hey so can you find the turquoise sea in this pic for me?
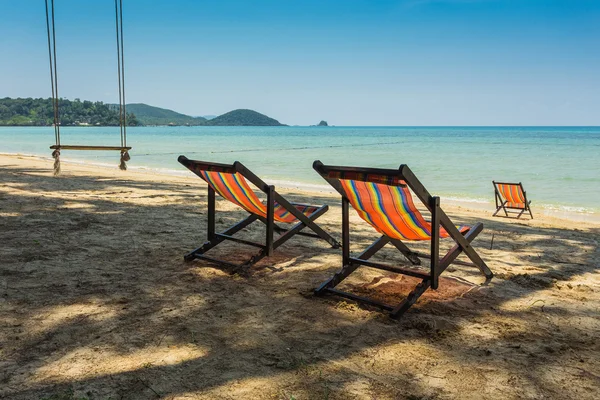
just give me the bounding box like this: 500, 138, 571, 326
2, 126, 599, 218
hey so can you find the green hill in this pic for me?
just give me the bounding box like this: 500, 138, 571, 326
126, 105, 285, 126
204, 109, 285, 126
0, 97, 139, 126
124, 103, 206, 126
0, 99, 286, 127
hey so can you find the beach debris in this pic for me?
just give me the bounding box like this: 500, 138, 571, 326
529, 299, 545, 312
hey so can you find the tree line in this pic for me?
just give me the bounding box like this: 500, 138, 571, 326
0, 97, 140, 126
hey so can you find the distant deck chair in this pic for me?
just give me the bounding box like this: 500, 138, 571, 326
492, 181, 533, 219
313, 161, 493, 319
178, 156, 340, 271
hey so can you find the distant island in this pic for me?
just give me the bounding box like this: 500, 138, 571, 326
0, 98, 286, 127
204, 109, 285, 126
318, 120, 328, 126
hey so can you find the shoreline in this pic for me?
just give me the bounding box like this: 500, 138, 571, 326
2, 152, 599, 224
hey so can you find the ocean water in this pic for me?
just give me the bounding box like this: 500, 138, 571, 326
2, 126, 599, 217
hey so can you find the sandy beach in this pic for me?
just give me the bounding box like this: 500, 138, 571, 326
1, 154, 599, 399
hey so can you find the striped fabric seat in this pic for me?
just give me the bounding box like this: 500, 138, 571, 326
199, 170, 319, 223
496, 183, 526, 208
338, 179, 469, 241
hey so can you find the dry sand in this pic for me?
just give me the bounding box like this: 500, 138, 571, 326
1, 154, 599, 399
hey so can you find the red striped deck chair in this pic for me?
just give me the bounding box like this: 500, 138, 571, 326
178, 156, 340, 271
313, 161, 493, 319
492, 181, 533, 219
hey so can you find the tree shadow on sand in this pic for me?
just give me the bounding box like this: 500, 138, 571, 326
1, 164, 599, 399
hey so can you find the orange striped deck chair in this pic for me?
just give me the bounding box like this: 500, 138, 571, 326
493, 181, 533, 219
178, 156, 340, 271
313, 161, 493, 319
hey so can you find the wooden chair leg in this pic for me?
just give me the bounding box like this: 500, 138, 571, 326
390, 279, 431, 319
438, 222, 493, 280
314, 235, 436, 318
273, 193, 340, 248
272, 205, 332, 250
314, 263, 361, 294
492, 201, 507, 217
184, 214, 259, 261
390, 239, 421, 265
314, 236, 388, 294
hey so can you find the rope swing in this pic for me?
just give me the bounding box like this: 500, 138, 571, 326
45, 0, 131, 175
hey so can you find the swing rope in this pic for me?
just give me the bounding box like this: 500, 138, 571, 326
45, 0, 61, 175
45, 0, 131, 175
115, 0, 130, 170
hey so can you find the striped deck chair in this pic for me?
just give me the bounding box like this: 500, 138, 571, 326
313, 161, 493, 319
178, 156, 340, 271
492, 181, 533, 219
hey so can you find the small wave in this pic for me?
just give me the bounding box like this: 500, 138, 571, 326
128, 165, 191, 177
538, 203, 596, 214
0, 151, 52, 159
268, 179, 334, 192
442, 196, 490, 204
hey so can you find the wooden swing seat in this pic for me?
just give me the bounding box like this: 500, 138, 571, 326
50, 145, 132, 151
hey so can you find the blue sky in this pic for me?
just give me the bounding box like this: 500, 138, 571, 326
1, 0, 599, 125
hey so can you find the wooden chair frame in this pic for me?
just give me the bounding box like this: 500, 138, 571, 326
492, 181, 533, 219
179, 156, 340, 271
313, 160, 493, 319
